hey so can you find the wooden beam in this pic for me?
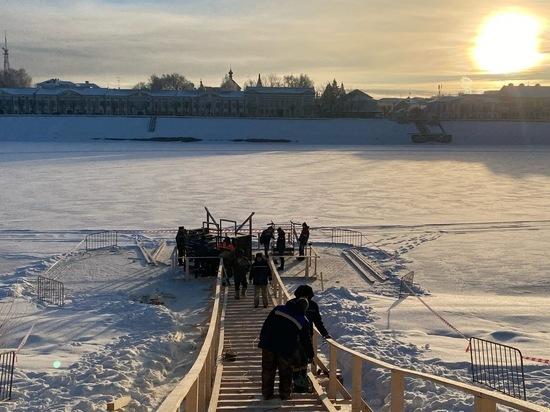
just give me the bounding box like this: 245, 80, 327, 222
106, 396, 131, 411
352, 356, 362, 412
391, 370, 405, 412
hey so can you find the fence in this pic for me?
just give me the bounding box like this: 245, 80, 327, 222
470, 337, 527, 401
329, 228, 364, 247
37, 275, 65, 306
268, 258, 547, 412
85, 231, 118, 251
0, 350, 15, 402
157, 258, 224, 411
398, 271, 415, 299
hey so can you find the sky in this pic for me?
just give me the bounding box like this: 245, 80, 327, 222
1, 0, 550, 97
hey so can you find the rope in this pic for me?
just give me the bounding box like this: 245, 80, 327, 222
401, 281, 469, 341
523, 356, 550, 365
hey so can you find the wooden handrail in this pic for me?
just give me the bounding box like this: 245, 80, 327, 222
156, 258, 224, 412
268, 259, 548, 412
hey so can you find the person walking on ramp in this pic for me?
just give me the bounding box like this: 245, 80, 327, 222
249, 253, 271, 308
258, 297, 313, 400
233, 248, 250, 299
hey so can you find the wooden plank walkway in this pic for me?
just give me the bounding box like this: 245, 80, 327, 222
213, 288, 330, 411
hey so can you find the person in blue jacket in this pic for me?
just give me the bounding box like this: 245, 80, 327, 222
258, 297, 314, 400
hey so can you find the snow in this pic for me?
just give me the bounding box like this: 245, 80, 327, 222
0, 232, 213, 411
1, 139, 550, 410
3, 115, 550, 144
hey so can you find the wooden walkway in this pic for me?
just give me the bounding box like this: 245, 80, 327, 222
212, 288, 331, 411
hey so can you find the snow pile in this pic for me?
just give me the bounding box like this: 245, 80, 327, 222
0, 239, 213, 411
315, 287, 473, 410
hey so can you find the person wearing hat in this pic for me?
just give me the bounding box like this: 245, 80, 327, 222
258, 297, 313, 400
233, 248, 250, 299
249, 253, 272, 308
294, 285, 331, 339
175, 226, 188, 266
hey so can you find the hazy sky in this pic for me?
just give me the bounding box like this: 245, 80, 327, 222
1, 0, 549, 97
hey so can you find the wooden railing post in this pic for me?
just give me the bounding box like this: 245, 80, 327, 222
474, 396, 497, 412
391, 370, 405, 412
328, 343, 338, 399
184, 380, 198, 411
352, 355, 362, 412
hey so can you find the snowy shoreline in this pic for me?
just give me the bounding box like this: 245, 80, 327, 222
3, 115, 550, 144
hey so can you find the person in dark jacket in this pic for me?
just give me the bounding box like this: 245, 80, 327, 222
175, 226, 188, 266
258, 297, 313, 400
294, 285, 331, 338
298, 222, 310, 258
276, 227, 286, 271
233, 249, 250, 299
249, 253, 272, 308
259, 226, 275, 257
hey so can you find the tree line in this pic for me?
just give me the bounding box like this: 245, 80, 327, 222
0, 68, 32, 88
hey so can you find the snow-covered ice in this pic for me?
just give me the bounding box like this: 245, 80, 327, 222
1, 139, 550, 410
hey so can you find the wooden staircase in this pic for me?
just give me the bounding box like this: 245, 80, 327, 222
212, 287, 331, 411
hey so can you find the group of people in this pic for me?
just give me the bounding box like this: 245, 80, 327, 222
259, 285, 331, 400
259, 222, 310, 270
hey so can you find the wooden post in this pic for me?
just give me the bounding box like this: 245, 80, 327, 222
474, 396, 497, 412
305, 249, 310, 277
352, 355, 362, 412
314, 254, 318, 277
184, 380, 198, 411
328, 344, 338, 399
185, 258, 190, 280
390, 370, 405, 412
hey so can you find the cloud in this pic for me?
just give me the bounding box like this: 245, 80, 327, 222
2, 0, 550, 95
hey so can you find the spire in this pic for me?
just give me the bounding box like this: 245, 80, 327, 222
228, 67, 233, 79
199, 79, 205, 91
2, 31, 9, 74
256, 73, 263, 87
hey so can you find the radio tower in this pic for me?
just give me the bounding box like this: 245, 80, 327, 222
2, 31, 9, 74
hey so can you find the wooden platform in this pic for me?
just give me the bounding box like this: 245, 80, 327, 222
212, 288, 330, 411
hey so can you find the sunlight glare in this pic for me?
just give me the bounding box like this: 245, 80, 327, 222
474, 12, 542, 74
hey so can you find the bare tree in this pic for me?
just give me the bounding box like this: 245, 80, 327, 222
0, 68, 32, 88
133, 73, 194, 91
283, 73, 314, 88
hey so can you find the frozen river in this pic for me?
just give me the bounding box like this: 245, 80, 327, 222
2, 140, 550, 408
2, 141, 550, 297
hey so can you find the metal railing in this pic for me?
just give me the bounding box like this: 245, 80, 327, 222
0, 350, 15, 402
330, 228, 364, 247
85, 230, 118, 251
268, 259, 547, 412
37, 275, 65, 306
470, 337, 527, 401
157, 258, 224, 412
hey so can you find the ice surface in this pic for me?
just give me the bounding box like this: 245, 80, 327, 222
2, 139, 550, 409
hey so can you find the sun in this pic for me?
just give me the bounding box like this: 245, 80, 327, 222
474, 12, 542, 74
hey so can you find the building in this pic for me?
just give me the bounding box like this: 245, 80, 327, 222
244, 74, 315, 117
335, 89, 380, 118
0, 70, 316, 118
426, 84, 550, 121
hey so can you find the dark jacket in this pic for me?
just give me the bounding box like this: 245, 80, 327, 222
306, 300, 329, 338
276, 231, 286, 254
249, 259, 272, 285
260, 228, 274, 245
259, 299, 314, 359
233, 255, 250, 282
298, 227, 310, 245
175, 229, 188, 251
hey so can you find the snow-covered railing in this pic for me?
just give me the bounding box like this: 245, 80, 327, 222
268, 259, 548, 412
156, 258, 224, 412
